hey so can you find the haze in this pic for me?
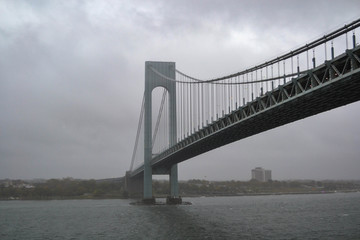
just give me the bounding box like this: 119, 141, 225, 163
1, 0, 360, 181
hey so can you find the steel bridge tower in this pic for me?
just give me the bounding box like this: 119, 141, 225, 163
143, 61, 181, 204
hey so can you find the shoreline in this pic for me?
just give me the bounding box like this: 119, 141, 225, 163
1, 190, 359, 201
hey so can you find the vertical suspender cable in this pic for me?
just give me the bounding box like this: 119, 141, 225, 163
266, 66, 268, 92
242, 75, 245, 105
283, 61, 286, 84
324, 41, 327, 60
190, 78, 192, 132
346, 31, 348, 49
251, 72, 253, 101
198, 82, 200, 129
278, 61, 282, 84
211, 83, 214, 121
297, 55, 300, 76
307, 50, 309, 70
201, 82, 204, 126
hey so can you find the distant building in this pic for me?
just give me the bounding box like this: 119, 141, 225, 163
264, 170, 272, 182
251, 167, 272, 182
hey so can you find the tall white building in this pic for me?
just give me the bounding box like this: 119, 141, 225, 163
251, 167, 272, 182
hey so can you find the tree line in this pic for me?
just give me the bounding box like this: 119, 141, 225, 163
1, 178, 359, 200
0, 178, 125, 200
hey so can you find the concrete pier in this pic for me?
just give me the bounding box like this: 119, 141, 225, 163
166, 196, 183, 205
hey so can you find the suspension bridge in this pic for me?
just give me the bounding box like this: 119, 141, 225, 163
125, 18, 360, 204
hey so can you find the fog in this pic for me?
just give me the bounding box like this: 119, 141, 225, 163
1, 0, 359, 180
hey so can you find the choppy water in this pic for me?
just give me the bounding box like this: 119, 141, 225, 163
1, 192, 360, 239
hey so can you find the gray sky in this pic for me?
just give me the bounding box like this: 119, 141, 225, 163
1, 0, 360, 181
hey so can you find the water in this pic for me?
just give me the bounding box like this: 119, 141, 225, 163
1, 192, 360, 239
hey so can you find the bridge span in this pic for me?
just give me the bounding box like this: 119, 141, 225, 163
126, 18, 360, 203
132, 47, 360, 178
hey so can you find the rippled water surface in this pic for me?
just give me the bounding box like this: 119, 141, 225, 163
1, 193, 360, 239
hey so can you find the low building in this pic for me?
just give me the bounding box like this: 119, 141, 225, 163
251, 167, 272, 182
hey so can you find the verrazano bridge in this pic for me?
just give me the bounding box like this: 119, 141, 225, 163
125, 18, 360, 204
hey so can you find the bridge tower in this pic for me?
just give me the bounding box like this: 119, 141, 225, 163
143, 61, 180, 203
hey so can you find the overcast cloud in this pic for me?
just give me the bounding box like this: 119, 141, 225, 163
1, 0, 360, 181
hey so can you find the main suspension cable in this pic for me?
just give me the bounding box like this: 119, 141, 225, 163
130, 93, 145, 171
150, 66, 307, 84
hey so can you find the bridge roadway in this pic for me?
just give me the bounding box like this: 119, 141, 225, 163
130, 46, 360, 178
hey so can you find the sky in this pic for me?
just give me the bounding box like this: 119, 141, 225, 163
1, 0, 360, 181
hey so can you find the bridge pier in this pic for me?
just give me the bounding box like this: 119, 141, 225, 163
168, 164, 182, 204
166, 195, 182, 204
170, 164, 179, 197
